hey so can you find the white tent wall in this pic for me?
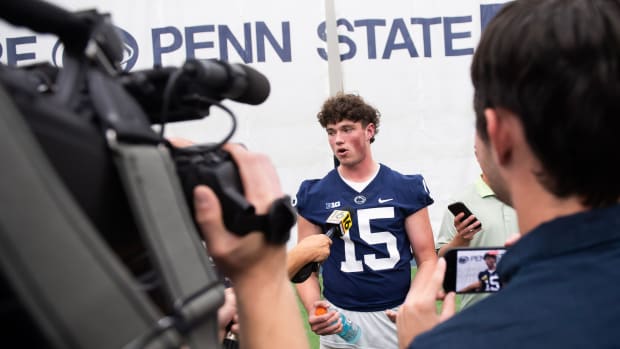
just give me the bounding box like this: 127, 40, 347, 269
329, 1, 506, 246
0, 0, 511, 249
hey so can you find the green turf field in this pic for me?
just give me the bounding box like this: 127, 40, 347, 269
295, 267, 461, 349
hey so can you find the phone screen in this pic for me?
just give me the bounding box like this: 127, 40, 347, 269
443, 247, 507, 293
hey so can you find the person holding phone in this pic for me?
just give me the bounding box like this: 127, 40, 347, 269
395, 1, 620, 348
436, 170, 518, 308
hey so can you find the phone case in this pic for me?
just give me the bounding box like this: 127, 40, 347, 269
448, 202, 473, 218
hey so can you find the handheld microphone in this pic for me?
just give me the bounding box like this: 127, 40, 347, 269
324, 209, 352, 238
291, 210, 352, 283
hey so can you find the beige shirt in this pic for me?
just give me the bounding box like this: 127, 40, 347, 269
436, 175, 519, 309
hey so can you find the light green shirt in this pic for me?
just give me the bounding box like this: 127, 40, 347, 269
436, 175, 519, 309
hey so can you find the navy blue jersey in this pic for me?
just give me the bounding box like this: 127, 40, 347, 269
294, 164, 433, 311
478, 269, 501, 291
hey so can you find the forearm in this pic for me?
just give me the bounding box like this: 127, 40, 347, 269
437, 236, 471, 257
234, 264, 309, 349
411, 258, 437, 288
295, 274, 321, 313
459, 281, 481, 293
286, 248, 312, 280
293, 218, 324, 312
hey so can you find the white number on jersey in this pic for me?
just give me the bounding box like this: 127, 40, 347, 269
340, 207, 401, 272
487, 274, 501, 291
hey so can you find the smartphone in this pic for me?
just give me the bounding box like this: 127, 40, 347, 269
443, 247, 507, 293
447, 201, 480, 228
448, 201, 473, 220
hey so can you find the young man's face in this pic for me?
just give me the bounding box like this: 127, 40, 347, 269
325, 120, 374, 167
484, 256, 497, 269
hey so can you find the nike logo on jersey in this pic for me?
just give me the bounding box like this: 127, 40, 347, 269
378, 198, 393, 204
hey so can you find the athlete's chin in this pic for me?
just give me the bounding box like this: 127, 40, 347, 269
336, 157, 355, 166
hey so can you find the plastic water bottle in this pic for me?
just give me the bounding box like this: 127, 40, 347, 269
315, 306, 362, 344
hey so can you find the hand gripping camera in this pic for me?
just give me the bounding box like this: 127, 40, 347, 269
0, 2, 294, 348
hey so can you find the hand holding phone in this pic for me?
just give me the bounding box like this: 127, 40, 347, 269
447, 202, 482, 241
443, 247, 506, 293
448, 202, 480, 226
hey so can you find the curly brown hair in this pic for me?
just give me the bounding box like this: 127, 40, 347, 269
317, 93, 381, 143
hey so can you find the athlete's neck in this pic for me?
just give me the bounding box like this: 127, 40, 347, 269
338, 159, 379, 182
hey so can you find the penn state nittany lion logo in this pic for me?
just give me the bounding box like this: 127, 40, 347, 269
52, 26, 139, 72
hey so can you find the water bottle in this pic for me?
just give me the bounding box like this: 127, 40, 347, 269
315, 306, 362, 344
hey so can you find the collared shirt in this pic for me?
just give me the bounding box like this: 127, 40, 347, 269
436, 175, 518, 308
413, 204, 620, 349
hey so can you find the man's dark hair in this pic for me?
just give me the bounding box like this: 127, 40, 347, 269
471, 0, 620, 207
317, 93, 381, 143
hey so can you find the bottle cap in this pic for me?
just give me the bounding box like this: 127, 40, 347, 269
314, 306, 328, 316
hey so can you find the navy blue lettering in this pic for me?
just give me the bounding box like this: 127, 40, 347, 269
316, 19, 356, 61
411, 17, 441, 57
185, 25, 215, 59
443, 16, 474, 56
218, 23, 253, 63
336, 19, 356, 61
354, 19, 386, 59
256, 21, 291, 62
480, 3, 507, 31
316, 21, 328, 60
152, 26, 182, 66
382, 18, 418, 59
7, 36, 36, 66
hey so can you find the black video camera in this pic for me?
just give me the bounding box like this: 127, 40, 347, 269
119, 58, 294, 244
122, 58, 294, 244
0, 4, 294, 245
172, 144, 295, 243
0, 2, 295, 347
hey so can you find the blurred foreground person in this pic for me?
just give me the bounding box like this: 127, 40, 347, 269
396, 1, 620, 348
194, 144, 309, 349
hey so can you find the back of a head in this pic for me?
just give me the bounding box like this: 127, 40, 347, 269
471, 0, 620, 207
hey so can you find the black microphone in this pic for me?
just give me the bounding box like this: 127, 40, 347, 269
323, 209, 352, 239
291, 210, 352, 283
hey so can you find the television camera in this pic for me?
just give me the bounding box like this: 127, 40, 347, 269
0, 1, 295, 348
